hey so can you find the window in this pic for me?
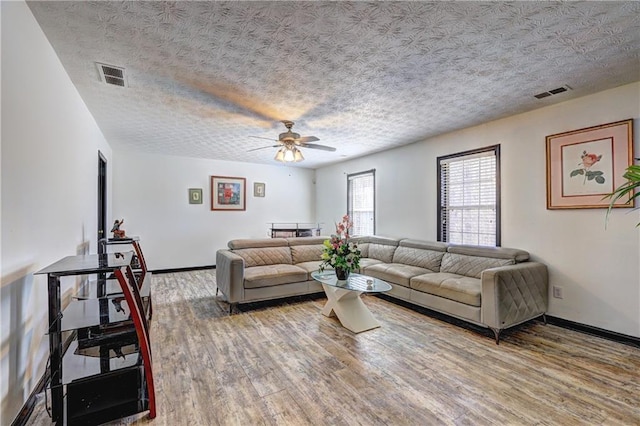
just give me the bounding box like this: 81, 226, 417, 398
347, 170, 375, 236
438, 145, 500, 246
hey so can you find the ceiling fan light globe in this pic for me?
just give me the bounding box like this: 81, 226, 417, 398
274, 149, 286, 162
283, 148, 295, 162
293, 149, 304, 162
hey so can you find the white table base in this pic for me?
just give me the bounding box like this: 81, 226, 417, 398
321, 283, 381, 333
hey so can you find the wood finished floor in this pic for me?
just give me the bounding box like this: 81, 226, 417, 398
28, 270, 640, 426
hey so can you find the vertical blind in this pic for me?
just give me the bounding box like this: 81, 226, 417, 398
347, 170, 375, 236
439, 146, 499, 246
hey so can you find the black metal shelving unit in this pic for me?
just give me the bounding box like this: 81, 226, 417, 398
36, 241, 155, 426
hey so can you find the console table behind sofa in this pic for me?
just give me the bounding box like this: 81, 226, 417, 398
269, 223, 323, 238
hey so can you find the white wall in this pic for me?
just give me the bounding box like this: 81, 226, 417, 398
0, 4, 637, 424
316, 82, 640, 338
0, 2, 112, 424
112, 151, 316, 270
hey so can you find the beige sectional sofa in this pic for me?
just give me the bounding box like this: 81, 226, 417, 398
216, 236, 548, 343
215, 237, 327, 311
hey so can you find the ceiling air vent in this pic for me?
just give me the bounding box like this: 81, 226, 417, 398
534, 85, 571, 99
534, 92, 552, 99
96, 63, 127, 87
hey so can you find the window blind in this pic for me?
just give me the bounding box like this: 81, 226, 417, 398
438, 146, 500, 246
347, 170, 375, 236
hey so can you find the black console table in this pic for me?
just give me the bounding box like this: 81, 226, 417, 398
269, 223, 323, 238
35, 248, 155, 425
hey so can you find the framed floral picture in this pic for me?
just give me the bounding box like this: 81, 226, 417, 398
546, 119, 633, 209
211, 176, 246, 211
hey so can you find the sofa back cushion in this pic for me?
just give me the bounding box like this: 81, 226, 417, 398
367, 236, 400, 263
287, 236, 330, 246
228, 238, 288, 250
393, 239, 448, 271
353, 238, 369, 257
290, 245, 324, 264
447, 244, 529, 263
440, 252, 514, 279
233, 247, 293, 267
287, 236, 334, 264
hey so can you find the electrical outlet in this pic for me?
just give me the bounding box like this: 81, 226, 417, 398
553, 286, 563, 299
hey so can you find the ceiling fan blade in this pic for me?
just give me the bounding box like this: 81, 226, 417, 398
247, 145, 279, 152
249, 135, 278, 142
297, 136, 319, 143
301, 143, 336, 152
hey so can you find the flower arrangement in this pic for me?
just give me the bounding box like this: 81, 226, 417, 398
319, 215, 361, 276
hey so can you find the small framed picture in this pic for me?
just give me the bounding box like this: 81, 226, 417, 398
546, 119, 633, 209
254, 182, 266, 197
211, 176, 246, 211
188, 188, 203, 204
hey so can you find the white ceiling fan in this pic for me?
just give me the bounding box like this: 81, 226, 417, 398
248, 120, 336, 162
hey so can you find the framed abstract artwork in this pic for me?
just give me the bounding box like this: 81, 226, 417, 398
188, 188, 203, 204
254, 182, 265, 197
211, 176, 246, 211
546, 119, 633, 209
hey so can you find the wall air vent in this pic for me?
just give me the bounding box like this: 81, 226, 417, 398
534, 85, 571, 99
96, 63, 127, 87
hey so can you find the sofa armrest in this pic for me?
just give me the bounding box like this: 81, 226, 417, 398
481, 262, 548, 330
216, 249, 245, 303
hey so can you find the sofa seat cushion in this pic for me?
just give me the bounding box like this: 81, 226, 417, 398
410, 272, 481, 307
295, 261, 328, 278
358, 258, 383, 270
244, 264, 308, 289
364, 263, 433, 288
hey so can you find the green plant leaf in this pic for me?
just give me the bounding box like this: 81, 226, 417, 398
623, 166, 640, 180
605, 185, 633, 203
595, 176, 605, 184
570, 169, 584, 177
604, 163, 640, 227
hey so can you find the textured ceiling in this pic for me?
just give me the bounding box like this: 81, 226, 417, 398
27, 1, 640, 169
